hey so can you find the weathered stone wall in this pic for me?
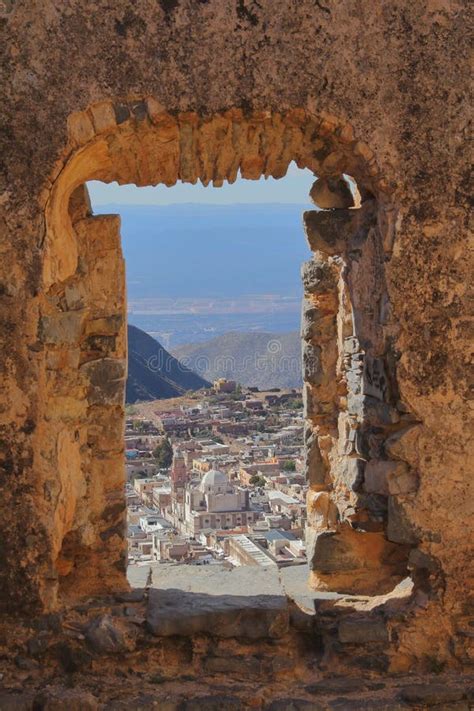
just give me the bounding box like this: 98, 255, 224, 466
303, 195, 415, 597
0, 0, 471, 671
40, 107, 389, 610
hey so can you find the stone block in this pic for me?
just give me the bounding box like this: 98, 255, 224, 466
85, 615, 128, 654
349, 352, 365, 369
84, 334, 117, 354
147, 565, 288, 639
340, 425, 365, 457
308, 525, 410, 595
303, 383, 322, 419
322, 151, 345, 173
343, 336, 360, 355
349, 651, 390, 672
362, 356, 388, 400
301, 257, 336, 295
309, 176, 354, 209
79, 214, 122, 253
408, 548, 439, 573
384, 424, 421, 461
307, 490, 338, 530
15, 655, 38, 670
306, 678, 375, 695
354, 141, 375, 161
147, 588, 288, 639
203, 654, 261, 675
89, 101, 116, 133
303, 209, 354, 255
87, 405, 125, 451
345, 365, 363, 395
348, 393, 400, 426
146, 97, 166, 123
39, 312, 85, 345
304, 426, 327, 486
399, 684, 464, 705
64, 284, 85, 310
307, 529, 355, 574
114, 589, 145, 603
354, 491, 388, 519
67, 110, 95, 145
359, 428, 386, 460
113, 102, 130, 124
364, 459, 398, 495
338, 617, 389, 644
306, 309, 339, 341
387, 496, 420, 545
301, 300, 316, 341
302, 341, 322, 385
336, 457, 365, 492
85, 315, 123, 336
81, 358, 126, 406
303, 200, 376, 256
387, 463, 419, 495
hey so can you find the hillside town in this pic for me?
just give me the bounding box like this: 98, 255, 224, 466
125, 380, 307, 573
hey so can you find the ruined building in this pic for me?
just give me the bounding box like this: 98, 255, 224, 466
0, 1, 472, 708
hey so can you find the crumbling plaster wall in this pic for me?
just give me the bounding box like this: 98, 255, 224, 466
0, 0, 471, 667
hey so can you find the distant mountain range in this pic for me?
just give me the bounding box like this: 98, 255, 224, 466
127, 324, 210, 403
172, 331, 302, 390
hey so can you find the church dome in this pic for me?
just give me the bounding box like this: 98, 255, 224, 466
200, 469, 228, 491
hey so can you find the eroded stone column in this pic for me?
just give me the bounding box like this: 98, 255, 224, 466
303, 180, 417, 595
39, 187, 128, 605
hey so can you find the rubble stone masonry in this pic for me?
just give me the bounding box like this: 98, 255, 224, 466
0, 0, 472, 699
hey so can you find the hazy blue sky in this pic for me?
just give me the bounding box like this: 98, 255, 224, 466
88, 162, 315, 206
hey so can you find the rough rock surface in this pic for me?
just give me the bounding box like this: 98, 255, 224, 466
0, 0, 472, 691
147, 564, 289, 638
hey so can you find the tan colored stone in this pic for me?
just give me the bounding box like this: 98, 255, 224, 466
146, 96, 166, 123
322, 151, 346, 174
339, 123, 355, 144
85, 316, 123, 336
309, 177, 354, 209
384, 425, 422, 465
387, 463, 419, 495
67, 110, 95, 145
364, 459, 396, 495
303, 208, 354, 253
0, 2, 471, 677
307, 490, 338, 530
354, 141, 375, 162
318, 116, 339, 136
89, 101, 116, 133
308, 524, 411, 595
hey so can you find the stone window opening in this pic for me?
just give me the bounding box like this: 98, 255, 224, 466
31, 101, 428, 622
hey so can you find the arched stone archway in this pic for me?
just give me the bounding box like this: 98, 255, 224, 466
32, 102, 412, 608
